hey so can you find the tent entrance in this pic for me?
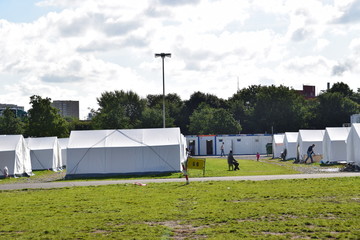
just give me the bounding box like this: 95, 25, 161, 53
206, 140, 213, 155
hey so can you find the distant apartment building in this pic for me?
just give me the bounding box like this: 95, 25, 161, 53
52, 100, 79, 119
0, 104, 27, 117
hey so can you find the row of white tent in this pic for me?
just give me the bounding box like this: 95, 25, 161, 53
272, 123, 360, 166
0, 128, 187, 178
0, 135, 68, 177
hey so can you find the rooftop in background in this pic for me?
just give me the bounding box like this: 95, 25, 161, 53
0, 104, 27, 118
296, 85, 316, 99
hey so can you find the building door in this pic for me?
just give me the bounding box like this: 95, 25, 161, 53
206, 140, 213, 155
188, 140, 195, 155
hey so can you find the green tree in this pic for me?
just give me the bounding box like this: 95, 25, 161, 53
92, 90, 145, 129
328, 82, 353, 97
314, 92, 360, 128
0, 108, 25, 134
188, 104, 241, 135
139, 107, 164, 128
182, 92, 227, 134
144, 93, 183, 128
250, 85, 306, 133
228, 85, 263, 133
66, 117, 93, 131
26, 95, 69, 137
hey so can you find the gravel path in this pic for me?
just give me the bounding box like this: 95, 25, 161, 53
0, 172, 359, 191
1, 156, 358, 191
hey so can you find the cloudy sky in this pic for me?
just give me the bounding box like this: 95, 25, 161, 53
1, 0, 360, 119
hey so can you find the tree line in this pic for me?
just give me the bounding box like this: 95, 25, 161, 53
0, 82, 359, 137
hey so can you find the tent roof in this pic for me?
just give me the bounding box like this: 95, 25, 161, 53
68, 128, 182, 149
273, 134, 285, 144
325, 127, 350, 141
284, 132, 298, 143
298, 129, 325, 142
58, 138, 69, 148
350, 123, 360, 138
0, 135, 23, 151
27, 137, 57, 150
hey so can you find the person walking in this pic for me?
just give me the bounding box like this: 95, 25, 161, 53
304, 144, 315, 164
220, 142, 225, 157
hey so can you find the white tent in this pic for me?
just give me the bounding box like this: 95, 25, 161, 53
298, 129, 325, 161
0, 135, 32, 177
323, 127, 350, 163
272, 134, 285, 158
283, 132, 298, 160
58, 138, 69, 167
27, 137, 63, 171
346, 123, 360, 166
66, 128, 187, 177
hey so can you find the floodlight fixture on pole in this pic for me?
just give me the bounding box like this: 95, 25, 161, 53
155, 53, 171, 128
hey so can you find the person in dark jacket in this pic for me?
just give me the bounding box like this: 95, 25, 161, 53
304, 144, 315, 163
232, 158, 240, 171
227, 150, 234, 170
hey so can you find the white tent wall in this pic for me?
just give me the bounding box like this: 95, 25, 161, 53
284, 132, 298, 159
0, 135, 32, 177
66, 128, 184, 177
346, 124, 360, 166
322, 127, 350, 162
58, 138, 69, 167
298, 130, 325, 160
180, 134, 188, 164
27, 137, 62, 171
272, 134, 285, 158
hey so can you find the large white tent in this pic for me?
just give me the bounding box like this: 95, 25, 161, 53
283, 132, 298, 160
58, 138, 69, 167
27, 137, 62, 171
272, 134, 285, 158
323, 127, 350, 163
66, 128, 187, 177
346, 123, 360, 166
298, 129, 325, 161
0, 135, 32, 177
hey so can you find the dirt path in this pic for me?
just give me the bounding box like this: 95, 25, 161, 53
0, 172, 359, 191
0, 155, 354, 190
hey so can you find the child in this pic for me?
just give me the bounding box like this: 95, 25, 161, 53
256, 152, 260, 161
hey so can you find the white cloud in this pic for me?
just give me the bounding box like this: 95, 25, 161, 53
315, 38, 330, 51
0, 0, 360, 118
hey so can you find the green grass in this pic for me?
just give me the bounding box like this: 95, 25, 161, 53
187, 157, 299, 177
0, 177, 359, 239
0, 157, 300, 184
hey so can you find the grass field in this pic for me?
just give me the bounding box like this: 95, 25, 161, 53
0, 157, 301, 184
0, 177, 359, 239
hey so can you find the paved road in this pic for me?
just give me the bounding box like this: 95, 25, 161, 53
0, 172, 359, 190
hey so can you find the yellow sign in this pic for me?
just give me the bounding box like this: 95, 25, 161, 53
187, 157, 206, 176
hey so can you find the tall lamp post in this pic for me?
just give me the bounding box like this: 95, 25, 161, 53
155, 53, 171, 128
